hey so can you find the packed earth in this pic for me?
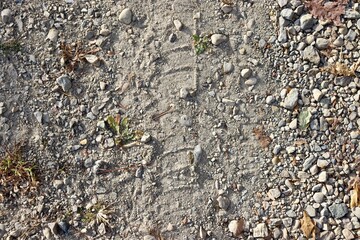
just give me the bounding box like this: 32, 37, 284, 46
1, 0, 360, 239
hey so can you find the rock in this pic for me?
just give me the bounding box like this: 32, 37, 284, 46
266, 96, 275, 105
283, 88, 299, 110
353, 207, 360, 219
43, 227, 51, 239
34, 111, 43, 124
240, 68, 252, 79
48, 222, 61, 236
193, 144, 202, 163
53, 179, 63, 189
253, 223, 269, 238
289, 119, 297, 129
342, 229, 355, 240
318, 171, 327, 182
140, 133, 152, 143
173, 19, 183, 30
228, 220, 244, 237
179, 88, 189, 98
221, 4, 233, 14
281, 8, 294, 20
223, 62, 234, 74
217, 196, 230, 210
100, 82, 106, 90
56, 75, 72, 92
335, 77, 351, 87
211, 34, 227, 45
333, 36, 344, 47
277, 0, 288, 7
0, 224, 6, 238
1, 9, 12, 24
350, 131, 359, 139
329, 203, 348, 219
312, 89, 323, 101
268, 188, 281, 200
58, 221, 70, 234
143, 235, 156, 240
46, 28, 59, 42
119, 8, 132, 24
316, 38, 329, 50
169, 33, 177, 42
300, 14, 315, 30
303, 45, 320, 64
313, 192, 325, 203
245, 78, 258, 86
306, 205, 316, 217
199, 226, 207, 239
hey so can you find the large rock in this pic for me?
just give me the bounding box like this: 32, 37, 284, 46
303, 45, 320, 64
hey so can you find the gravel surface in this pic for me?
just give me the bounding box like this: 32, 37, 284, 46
1, 0, 360, 239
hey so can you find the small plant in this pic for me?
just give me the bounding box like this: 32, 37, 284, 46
0, 39, 21, 53
82, 202, 114, 226
0, 143, 37, 200
192, 34, 209, 55
106, 114, 143, 146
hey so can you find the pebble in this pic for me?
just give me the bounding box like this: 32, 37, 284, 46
280, 8, 294, 20
1, 9, 12, 24
300, 14, 315, 30
289, 119, 297, 129
46, 28, 59, 42
173, 19, 183, 31
268, 188, 281, 200
0, 224, 5, 238
119, 8, 132, 24
329, 203, 348, 219
34, 111, 43, 124
240, 68, 252, 79
316, 38, 329, 50
56, 75, 72, 92
193, 144, 202, 164
143, 235, 156, 240
306, 205, 316, 217
318, 171, 327, 183
53, 179, 64, 189
266, 95, 275, 105
342, 229, 355, 240
253, 223, 269, 238
221, 4, 233, 14
211, 34, 227, 46
223, 62, 234, 74
217, 196, 230, 210
312, 88, 324, 101
303, 45, 320, 64
179, 88, 189, 98
140, 133, 152, 143
277, 0, 288, 8
245, 78, 258, 86
283, 88, 299, 110
228, 220, 244, 237
48, 222, 61, 235
313, 192, 325, 203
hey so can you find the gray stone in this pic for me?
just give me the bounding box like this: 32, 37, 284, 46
277, 0, 288, 7
1, 9, 12, 24
306, 205, 316, 217
240, 68, 252, 79
140, 133, 152, 143
56, 75, 72, 92
173, 19, 183, 30
313, 192, 325, 203
283, 88, 299, 110
312, 88, 323, 101
273, 145, 282, 155
0, 224, 6, 238
329, 203, 348, 219
334, 77, 351, 87
46, 28, 59, 42
268, 188, 281, 199
221, 4, 233, 14
223, 62, 234, 74
48, 222, 61, 235
119, 8, 132, 24
266, 96, 275, 105
303, 45, 320, 64
217, 196, 230, 210
316, 38, 329, 50
344, 9, 360, 19
300, 14, 315, 30
211, 34, 227, 45
278, 27, 287, 43
333, 36, 344, 47
281, 8, 294, 20
353, 207, 360, 219
253, 223, 269, 238
179, 88, 189, 98
34, 111, 43, 124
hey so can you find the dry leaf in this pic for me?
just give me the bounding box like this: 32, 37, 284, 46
304, 0, 349, 26
300, 211, 316, 239
350, 182, 360, 208
321, 62, 355, 76
253, 127, 272, 148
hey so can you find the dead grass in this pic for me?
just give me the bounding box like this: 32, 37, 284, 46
0, 143, 38, 201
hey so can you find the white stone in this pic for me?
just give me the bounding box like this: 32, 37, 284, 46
173, 19, 183, 30
318, 171, 328, 183
119, 8, 132, 24
253, 223, 269, 238
211, 34, 227, 45
312, 88, 324, 101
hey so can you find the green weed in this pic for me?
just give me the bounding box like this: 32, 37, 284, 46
106, 115, 143, 146
192, 34, 209, 55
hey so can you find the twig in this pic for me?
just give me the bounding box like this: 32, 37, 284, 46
151, 105, 174, 121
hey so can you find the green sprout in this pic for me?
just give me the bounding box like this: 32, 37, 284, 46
106, 115, 143, 146
192, 34, 209, 55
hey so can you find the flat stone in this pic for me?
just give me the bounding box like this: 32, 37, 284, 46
283, 88, 299, 110
306, 205, 316, 217
119, 8, 132, 24
253, 223, 269, 238
245, 78, 258, 86
228, 220, 244, 237
342, 229, 355, 240
353, 207, 360, 219
303, 45, 320, 65
329, 203, 348, 219
46, 28, 59, 42
211, 34, 227, 45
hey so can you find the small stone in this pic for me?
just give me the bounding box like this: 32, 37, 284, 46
143, 235, 156, 240
228, 220, 244, 237
329, 203, 348, 219
353, 207, 360, 219
223, 62, 234, 74
140, 133, 151, 143
268, 188, 281, 200
273, 145, 282, 155
300, 14, 315, 30
245, 78, 258, 86
344, 9, 360, 19
283, 88, 299, 110
56, 75, 72, 92
34, 111, 43, 124
211, 34, 227, 45
289, 119, 297, 129
100, 82, 106, 90
342, 229, 355, 240
119, 8, 132, 24
281, 8, 294, 20
169, 33, 177, 42
58, 221, 70, 234
217, 196, 230, 210
221, 4, 233, 14
316, 38, 329, 50
266, 96, 275, 105
313, 192, 325, 203
179, 88, 189, 98
350, 131, 359, 139
253, 223, 269, 238
303, 156, 316, 171
240, 68, 252, 79
318, 171, 327, 183
193, 144, 202, 163
333, 36, 344, 47
277, 0, 288, 7
46, 28, 59, 42
0, 224, 6, 238
1, 9, 12, 24
312, 88, 323, 101
303, 45, 320, 64
43, 227, 51, 239
286, 146, 296, 154
173, 19, 183, 30
306, 205, 316, 217
79, 139, 88, 145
